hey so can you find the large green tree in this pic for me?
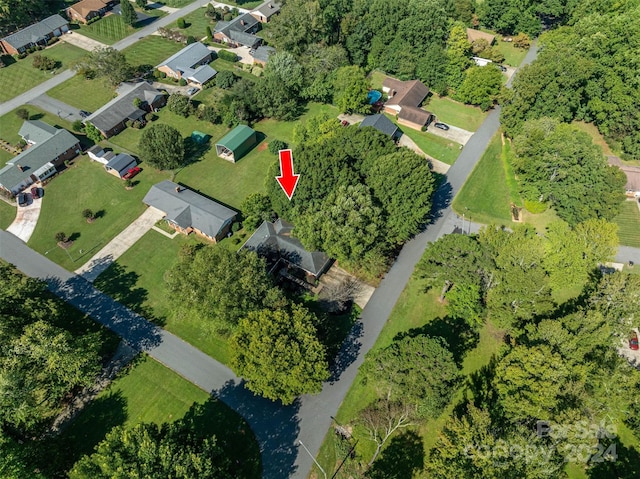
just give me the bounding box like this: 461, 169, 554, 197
138, 124, 185, 170
454, 65, 503, 111
165, 245, 281, 328
332, 65, 370, 114
230, 305, 329, 404
254, 52, 305, 120
72, 47, 134, 87
119, 0, 137, 27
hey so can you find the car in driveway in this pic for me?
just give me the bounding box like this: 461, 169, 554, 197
498, 65, 507, 72
434, 122, 450, 131
630, 331, 639, 351
79, 110, 91, 118
186, 87, 199, 96
123, 166, 141, 180
30, 187, 41, 199
17, 193, 28, 206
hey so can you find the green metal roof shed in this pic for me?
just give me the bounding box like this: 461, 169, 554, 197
215, 125, 257, 163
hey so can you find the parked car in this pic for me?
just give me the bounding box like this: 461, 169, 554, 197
498, 65, 507, 72
341, 120, 349, 126
17, 193, 27, 206
79, 110, 91, 118
186, 87, 199, 96
30, 186, 41, 199
630, 331, 639, 351
434, 122, 450, 131
123, 166, 141, 180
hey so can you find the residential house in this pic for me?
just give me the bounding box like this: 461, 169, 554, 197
0, 121, 80, 194
250, 45, 275, 66
359, 114, 402, 141
242, 219, 331, 280
84, 82, 166, 138
66, 0, 110, 24
142, 180, 237, 242
608, 156, 640, 197
156, 42, 217, 86
0, 14, 69, 55
250, 1, 281, 23
215, 125, 257, 162
382, 77, 433, 131
213, 13, 261, 48
466, 28, 496, 46
104, 153, 137, 178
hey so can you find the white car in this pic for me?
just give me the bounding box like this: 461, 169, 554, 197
186, 87, 199, 96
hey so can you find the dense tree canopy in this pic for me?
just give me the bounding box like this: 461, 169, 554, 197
72, 48, 134, 87
230, 305, 329, 404
138, 124, 185, 170
511, 119, 626, 224
454, 65, 503, 111
332, 66, 370, 114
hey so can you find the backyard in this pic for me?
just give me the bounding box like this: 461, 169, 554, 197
0, 105, 75, 145
52, 355, 261, 478
172, 6, 216, 40
0, 43, 87, 102
27, 156, 171, 271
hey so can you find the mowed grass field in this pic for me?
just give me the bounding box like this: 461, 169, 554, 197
0, 200, 16, 229
452, 132, 512, 225
58, 355, 261, 478
47, 74, 117, 111
386, 115, 461, 165
425, 95, 488, 131
613, 200, 640, 247
77, 8, 165, 45
121, 35, 184, 67
172, 7, 215, 39
0, 43, 87, 102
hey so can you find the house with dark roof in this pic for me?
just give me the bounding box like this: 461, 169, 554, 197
84, 82, 166, 138
359, 114, 402, 140
608, 156, 640, 197
251, 1, 281, 23
466, 28, 496, 46
382, 77, 433, 131
242, 219, 331, 280
105, 153, 137, 179
0, 121, 80, 195
0, 15, 69, 55
66, 0, 110, 24
142, 180, 237, 242
213, 13, 261, 48
215, 125, 257, 162
250, 45, 276, 66
156, 42, 217, 86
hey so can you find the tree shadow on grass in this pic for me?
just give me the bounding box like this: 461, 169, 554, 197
183, 135, 211, 165
93, 262, 163, 325
588, 438, 640, 479
368, 430, 425, 479
394, 315, 479, 368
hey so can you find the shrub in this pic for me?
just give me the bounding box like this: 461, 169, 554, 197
32, 53, 56, 70
72, 120, 84, 132
177, 17, 186, 29
179, 78, 187, 86
215, 70, 236, 89
47, 37, 59, 46
217, 49, 237, 62
82, 209, 94, 220
268, 139, 287, 155
206, 26, 213, 41
154, 69, 167, 79
16, 108, 29, 120
125, 179, 133, 188
186, 35, 196, 44
231, 222, 241, 233
223, 13, 232, 21
524, 199, 547, 214
55, 232, 67, 242
16, 139, 27, 149
513, 33, 531, 49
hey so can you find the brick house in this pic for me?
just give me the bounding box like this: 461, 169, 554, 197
0, 14, 69, 55
213, 13, 261, 48
382, 77, 434, 131
250, 1, 281, 23
66, 0, 110, 24
156, 42, 217, 86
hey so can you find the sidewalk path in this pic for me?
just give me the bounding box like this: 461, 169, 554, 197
75, 206, 164, 282
6, 194, 42, 242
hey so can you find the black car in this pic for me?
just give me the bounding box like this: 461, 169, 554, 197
434, 122, 450, 131
79, 110, 91, 118
498, 65, 507, 72
17, 193, 28, 206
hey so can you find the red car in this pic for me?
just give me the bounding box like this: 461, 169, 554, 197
630, 331, 639, 351
123, 166, 141, 180
31, 186, 41, 199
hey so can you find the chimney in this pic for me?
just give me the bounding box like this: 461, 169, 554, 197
16, 164, 23, 171
175, 186, 181, 193
268, 3, 273, 7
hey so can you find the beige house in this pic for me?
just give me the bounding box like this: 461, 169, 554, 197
66, 0, 110, 24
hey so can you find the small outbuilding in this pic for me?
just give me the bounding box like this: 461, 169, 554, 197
215, 125, 257, 163
359, 114, 402, 141
104, 153, 137, 178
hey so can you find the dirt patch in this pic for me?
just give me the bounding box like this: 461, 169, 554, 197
257, 142, 268, 152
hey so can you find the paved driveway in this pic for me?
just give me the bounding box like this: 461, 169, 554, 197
6, 193, 42, 242
59, 31, 107, 51
75, 206, 165, 282
28, 94, 83, 122
426, 123, 474, 145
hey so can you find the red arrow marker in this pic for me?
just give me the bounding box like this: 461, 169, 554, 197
276, 149, 300, 200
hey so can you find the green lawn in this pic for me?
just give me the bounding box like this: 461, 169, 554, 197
0, 200, 15, 229
452, 132, 512, 225
613, 200, 640, 248
121, 35, 184, 68
57, 355, 260, 478
156, 0, 197, 6
368, 69, 387, 90
77, 8, 165, 45
173, 7, 216, 39
424, 95, 488, 131
210, 57, 258, 80
27, 156, 170, 270
388, 115, 461, 165
0, 43, 87, 102
0, 106, 75, 145
495, 40, 529, 67
47, 74, 117, 112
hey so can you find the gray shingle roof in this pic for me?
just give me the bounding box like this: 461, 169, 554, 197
2, 14, 68, 50
251, 45, 275, 63
252, 1, 281, 18
186, 64, 217, 84
214, 13, 261, 47
157, 42, 212, 72
85, 82, 162, 134
142, 180, 237, 238
0, 127, 78, 190
105, 153, 136, 175
18, 120, 58, 144
229, 30, 261, 47
242, 219, 330, 276
359, 114, 399, 137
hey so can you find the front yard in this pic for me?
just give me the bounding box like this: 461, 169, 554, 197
121, 35, 184, 68
27, 156, 170, 271
387, 115, 462, 165
424, 95, 488, 131
47, 74, 117, 112
75, 8, 165, 45
0, 43, 87, 102
0, 200, 15, 229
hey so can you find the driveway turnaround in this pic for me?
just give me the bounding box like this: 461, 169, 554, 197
6, 194, 42, 242
75, 206, 165, 282
28, 94, 84, 122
